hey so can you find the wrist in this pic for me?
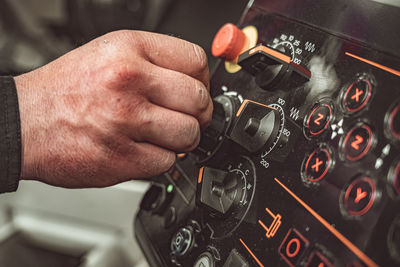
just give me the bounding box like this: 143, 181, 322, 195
14, 73, 38, 180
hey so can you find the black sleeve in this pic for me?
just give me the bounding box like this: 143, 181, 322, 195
0, 76, 21, 193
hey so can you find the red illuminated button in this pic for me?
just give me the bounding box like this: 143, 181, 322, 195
306, 251, 334, 267
306, 104, 333, 136
342, 177, 376, 216
343, 124, 373, 161
389, 161, 400, 196
212, 23, 246, 61
279, 228, 309, 267
303, 148, 332, 182
388, 103, 400, 140
343, 78, 373, 113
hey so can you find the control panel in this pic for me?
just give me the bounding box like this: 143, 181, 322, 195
135, 1, 400, 266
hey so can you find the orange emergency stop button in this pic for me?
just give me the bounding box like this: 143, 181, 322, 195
212, 23, 246, 61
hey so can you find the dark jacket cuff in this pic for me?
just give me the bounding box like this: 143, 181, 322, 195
0, 76, 21, 193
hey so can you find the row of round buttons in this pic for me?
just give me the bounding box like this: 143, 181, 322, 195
303, 121, 375, 180
304, 75, 374, 138
302, 148, 400, 216
301, 73, 399, 218
304, 74, 400, 145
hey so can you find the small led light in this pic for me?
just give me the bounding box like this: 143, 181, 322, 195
167, 184, 174, 193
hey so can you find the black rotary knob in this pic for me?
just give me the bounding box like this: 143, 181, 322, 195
229, 100, 282, 153
194, 95, 237, 163
197, 166, 247, 215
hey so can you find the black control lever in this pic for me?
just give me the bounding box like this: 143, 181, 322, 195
238, 44, 311, 90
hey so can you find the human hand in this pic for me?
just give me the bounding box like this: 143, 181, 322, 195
14, 30, 212, 188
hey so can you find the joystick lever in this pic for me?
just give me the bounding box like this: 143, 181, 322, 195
238, 44, 311, 90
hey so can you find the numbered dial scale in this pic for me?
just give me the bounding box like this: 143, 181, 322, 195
271, 34, 315, 66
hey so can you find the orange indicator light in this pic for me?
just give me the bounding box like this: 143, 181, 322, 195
198, 167, 204, 184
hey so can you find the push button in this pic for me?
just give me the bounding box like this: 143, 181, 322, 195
342, 177, 376, 216
140, 183, 173, 215
342, 124, 374, 161
306, 251, 334, 267
279, 228, 309, 267
306, 103, 333, 136
171, 227, 194, 257
342, 78, 373, 113
194, 252, 215, 267
303, 148, 332, 182
389, 161, 400, 196
212, 23, 246, 61
388, 103, 400, 140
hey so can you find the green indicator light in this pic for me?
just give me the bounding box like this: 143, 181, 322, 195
167, 184, 174, 193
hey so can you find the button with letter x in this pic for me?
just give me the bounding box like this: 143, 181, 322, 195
342, 124, 374, 161
303, 148, 332, 182
342, 177, 376, 216
342, 77, 373, 113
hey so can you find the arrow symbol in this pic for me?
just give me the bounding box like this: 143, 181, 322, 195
351, 135, 364, 150
355, 187, 367, 203
314, 113, 324, 125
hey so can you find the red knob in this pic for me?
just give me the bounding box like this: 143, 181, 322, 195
212, 23, 246, 61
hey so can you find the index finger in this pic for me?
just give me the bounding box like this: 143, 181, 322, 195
133, 31, 210, 88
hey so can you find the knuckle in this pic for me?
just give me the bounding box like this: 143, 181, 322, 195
194, 80, 210, 113
159, 151, 176, 173
104, 30, 136, 46
181, 118, 200, 151
104, 63, 144, 90
138, 149, 176, 176
203, 100, 213, 127
192, 44, 208, 73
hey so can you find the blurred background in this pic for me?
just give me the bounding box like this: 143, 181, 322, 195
0, 0, 247, 266
0, 0, 248, 75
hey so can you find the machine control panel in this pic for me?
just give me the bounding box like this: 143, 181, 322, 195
135, 1, 400, 266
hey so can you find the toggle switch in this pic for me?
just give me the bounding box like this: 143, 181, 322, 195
238, 44, 311, 91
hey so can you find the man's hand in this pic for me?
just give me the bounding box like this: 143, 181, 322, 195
14, 30, 212, 188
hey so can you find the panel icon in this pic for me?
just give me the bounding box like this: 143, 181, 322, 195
258, 208, 282, 239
